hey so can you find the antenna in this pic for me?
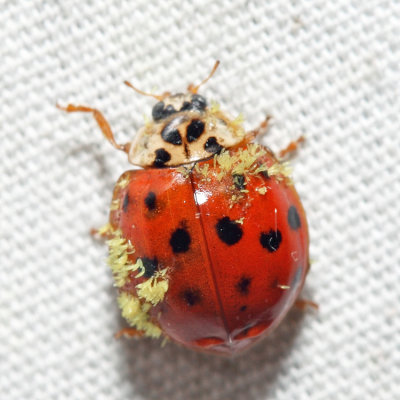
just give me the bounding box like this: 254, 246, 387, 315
188, 60, 220, 94
124, 81, 170, 102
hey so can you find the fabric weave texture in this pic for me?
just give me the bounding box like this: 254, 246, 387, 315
1, 1, 399, 399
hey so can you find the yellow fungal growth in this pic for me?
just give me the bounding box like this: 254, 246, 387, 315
215, 144, 268, 180
235, 217, 245, 225
252, 164, 269, 175
177, 166, 191, 179
210, 100, 220, 113
229, 193, 246, 208
117, 176, 130, 189
136, 268, 169, 305
214, 143, 293, 185
106, 230, 136, 287
267, 162, 293, 183
143, 114, 151, 126
98, 222, 113, 236
229, 114, 246, 138
107, 229, 169, 338
256, 187, 268, 195
194, 163, 210, 180
117, 292, 162, 338
232, 113, 245, 127
110, 198, 121, 211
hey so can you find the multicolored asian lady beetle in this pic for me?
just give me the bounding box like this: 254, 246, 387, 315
58, 62, 310, 355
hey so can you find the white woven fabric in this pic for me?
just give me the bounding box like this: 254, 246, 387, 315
1, 1, 399, 399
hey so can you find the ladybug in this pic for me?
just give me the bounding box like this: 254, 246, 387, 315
58, 61, 310, 355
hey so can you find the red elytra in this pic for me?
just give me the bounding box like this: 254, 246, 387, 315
58, 62, 310, 355
110, 149, 308, 354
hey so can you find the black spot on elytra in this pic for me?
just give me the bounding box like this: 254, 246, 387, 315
260, 230, 282, 252
261, 170, 269, 179
153, 148, 171, 168
236, 276, 252, 295
122, 193, 129, 213
288, 206, 301, 230
215, 217, 243, 245
140, 257, 158, 278
161, 124, 182, 145
180, 101, 192, 111
186, 120, 205, 143
233, 174, 246, 190
182, 288, 201, 306
271, 278, 279, 289
144, 191, 156, 210
240, 305, 248, 312
170, 227, 191, 253
204, 137, 223, 154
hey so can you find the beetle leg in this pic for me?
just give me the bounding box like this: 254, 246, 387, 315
187, 60, 220, 94
115, 327, 145, 339
278, 136, 305, 159
243, 115, 272, 145
294, 298, 319, 311
56, 104, 130, 153
90, 227, 113, 241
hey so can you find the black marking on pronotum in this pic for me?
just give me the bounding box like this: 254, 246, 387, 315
170, 227, 191, 253
153, 148, 171, 168
153, 94, 206, 121
236, 276, 252, 295
288, 206, 301, 230
140, 257, 158, 278
240, 305, 248, 312
191, 94, 207, 111
260, 229, 282, 252
182, 288, 201, 306
144, 191, 156, 211
152, 102, 165, 121
204, 137, 223, 154
186, 119, 205, 143
161, 124, 182, 145
215, 217, 243, 245
183, 142, 190, 158
152, 102, 177, 121
179, 95, 207, 113
122, 193, 129, 213
180, 101, 192, 111
233, 174, 246, 190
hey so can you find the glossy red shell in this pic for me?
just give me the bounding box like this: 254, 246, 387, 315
109, 145, 309, 355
